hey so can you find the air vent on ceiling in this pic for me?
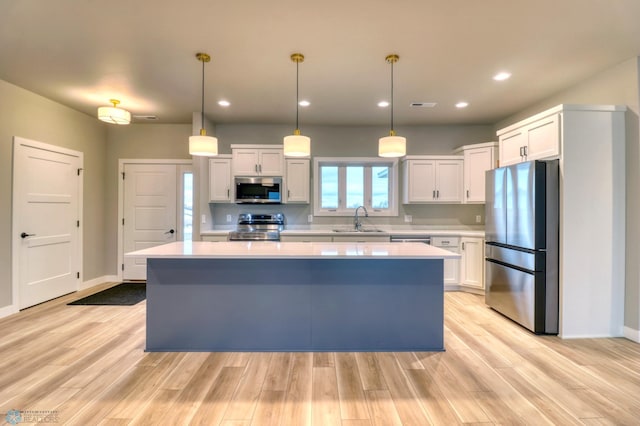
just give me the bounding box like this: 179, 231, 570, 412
132, 115, 158, 121
410, 102, 437, 108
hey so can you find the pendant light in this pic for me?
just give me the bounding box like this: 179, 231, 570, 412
189, 52, 218, 156
283, 53, 311, 157
378, 54, 406, 157
97, 99, 131, 125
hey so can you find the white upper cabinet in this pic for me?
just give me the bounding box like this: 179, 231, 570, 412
284, 158, 310, 203
231, 145, 284, 176
454, 142, 498, 204
498, 112, 560, 166
402, 156, 463, 204
209, 156, 232, 202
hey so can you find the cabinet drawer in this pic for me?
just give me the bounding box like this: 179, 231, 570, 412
432, 236, 460, 247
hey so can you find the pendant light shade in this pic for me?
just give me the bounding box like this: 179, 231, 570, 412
284, 53, 311, 157
378, 54, 406, 158
189, 52, 218, 157
98, 99, 131, 125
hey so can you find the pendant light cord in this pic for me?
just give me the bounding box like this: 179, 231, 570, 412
295, 59, 300, 130
201, 57, 205, 130
390, 59, 394, 133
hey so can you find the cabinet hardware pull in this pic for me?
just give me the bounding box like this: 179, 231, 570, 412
462, 242, 465, 250
288, 190, 291, 198
432, 190, 436, 199
523, 146, 528, 156
436, 190, 440, 199
255, 164, 258, 172
227, 188, 230, 197
466, 190, 469, 198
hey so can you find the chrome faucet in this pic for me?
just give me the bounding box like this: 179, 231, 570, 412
354, 205, 369, 231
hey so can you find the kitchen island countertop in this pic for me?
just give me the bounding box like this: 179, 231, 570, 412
127, 240, 460, 260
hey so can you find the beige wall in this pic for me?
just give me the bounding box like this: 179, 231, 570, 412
496, 57, 640, 337
0, 79, 108, 308
104, 124, 193, 275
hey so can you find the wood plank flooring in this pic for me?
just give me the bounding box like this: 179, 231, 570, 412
1, 282, 639, 425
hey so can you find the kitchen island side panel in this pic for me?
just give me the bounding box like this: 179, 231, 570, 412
146, 257, 444, 351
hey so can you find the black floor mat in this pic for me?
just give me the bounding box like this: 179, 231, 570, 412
68, 282, 146, 305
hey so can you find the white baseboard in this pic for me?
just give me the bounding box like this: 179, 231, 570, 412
79, 275, 119, 290
623, 326, 640, 343
0, 303, 19, 320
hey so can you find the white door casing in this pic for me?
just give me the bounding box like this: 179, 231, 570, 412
12, 137, 83, 309
122, 163, 178, 280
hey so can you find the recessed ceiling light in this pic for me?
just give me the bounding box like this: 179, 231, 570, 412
218, 100, 231, 107
455, 101, 469, 108
299, 100, 310, 107
493, 72, 511, 81
378, 101, 389, 108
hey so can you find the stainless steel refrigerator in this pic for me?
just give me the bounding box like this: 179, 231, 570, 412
485, 159, 559, 334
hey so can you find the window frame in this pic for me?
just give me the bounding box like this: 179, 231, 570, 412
313, 157, 399, 217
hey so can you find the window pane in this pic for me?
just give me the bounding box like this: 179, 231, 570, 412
346, 166, 364, 208
320, 166, 339, 208
372, 166, 389, 208
183, 172, 193, 241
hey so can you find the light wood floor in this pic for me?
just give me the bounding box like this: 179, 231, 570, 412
1, 283, 639, 425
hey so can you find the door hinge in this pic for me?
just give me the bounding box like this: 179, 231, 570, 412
122, 172, 125, 180
122, 263, 125, 271
77, 220, 80, 227
77, 168, 84, 176
122, 218, 125, 225
76, 272, 80, 279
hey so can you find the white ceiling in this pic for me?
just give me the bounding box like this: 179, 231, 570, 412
1, 0, 639, 126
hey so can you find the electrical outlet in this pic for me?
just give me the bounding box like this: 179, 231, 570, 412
404, 215, 412, 223
475, 215, 482, 223
226, 214, 232, 223
308, 214, 313, 223
201, 214, 206, 224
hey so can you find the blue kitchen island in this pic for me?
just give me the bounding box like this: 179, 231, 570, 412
127, 241, 458, 352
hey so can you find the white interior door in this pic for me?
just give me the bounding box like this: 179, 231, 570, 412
123, 164, 177, 280
13, 137, 82, 309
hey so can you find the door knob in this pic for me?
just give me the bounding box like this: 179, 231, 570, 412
165, 229, 175, 235
21, 232, 35, 238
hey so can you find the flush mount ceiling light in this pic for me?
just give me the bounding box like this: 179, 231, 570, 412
493, 71, 512, 81
456, 101, 469, 108
189, 52, 218, 157
377, 101, 390, 108
97, 99, 131, 125
283, 53, 311, 158
378, 54, 406, 158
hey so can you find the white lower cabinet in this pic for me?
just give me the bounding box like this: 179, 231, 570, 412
460, 237, 484, 290
432, 236, 460, 285
331, 235, 390, 243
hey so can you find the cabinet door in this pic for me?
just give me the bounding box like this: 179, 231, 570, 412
258, 150, 284, 175
404, 160, 436, 203
285, 159, 310, 203
209, 158, 232, 202
464, 147, 494, 203
460, 237, 484, 289
527, 113, 560, 161
443, 248, 460, 285
435, 160, 463, 203
233, 149, 260, 175
499, 129, 526, 166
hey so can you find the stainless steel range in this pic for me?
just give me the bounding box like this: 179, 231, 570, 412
228, 213, 284, 241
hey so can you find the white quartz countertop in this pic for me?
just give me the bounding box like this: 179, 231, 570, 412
126, 241, 460, 259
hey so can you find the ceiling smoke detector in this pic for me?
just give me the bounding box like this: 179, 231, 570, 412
410, 102, 437, 108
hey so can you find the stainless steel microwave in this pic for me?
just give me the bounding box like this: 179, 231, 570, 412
234, 176, 282, 204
